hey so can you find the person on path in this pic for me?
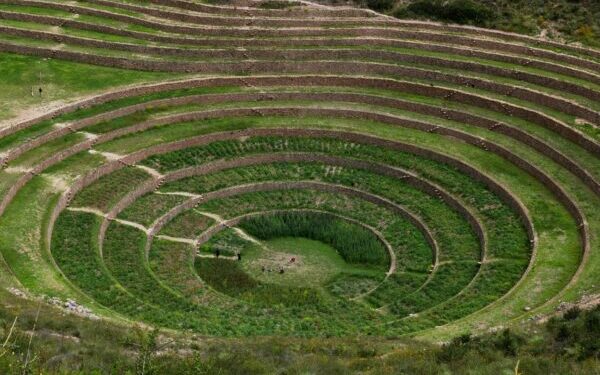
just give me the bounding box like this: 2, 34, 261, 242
215, 249, 220, 258
237, 252, 242, 261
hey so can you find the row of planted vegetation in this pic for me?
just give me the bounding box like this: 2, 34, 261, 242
0, 0, 597, 349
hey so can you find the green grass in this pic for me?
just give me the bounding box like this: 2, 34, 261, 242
238, 211, 390, 267
158, 208, 215, 238
199, 227, 253, 257
179, 161, 480, 262
242, 237, 384, 288
195, 188, 433, 275
51, 210, 138, 315
148, 239, 207, 302
70, 167, 151, 211
0, 176, 68, 296
0, 52, 173, 121
118, 192, 188, 227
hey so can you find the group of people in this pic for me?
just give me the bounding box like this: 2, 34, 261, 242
213, 249, 242, 261
213, 249, 298, 275
261, 265, 286, 274
261, 257, 297, 275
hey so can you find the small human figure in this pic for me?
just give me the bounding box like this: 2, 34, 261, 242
215, 249, 220, 258
237, 252, 242, 261
38, 87, 43, 96
261, 265, 265, 273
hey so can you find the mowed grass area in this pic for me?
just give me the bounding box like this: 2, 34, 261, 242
241, 237, 383, 288
0, 53, 174, 121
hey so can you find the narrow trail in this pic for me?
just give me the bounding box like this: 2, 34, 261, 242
88, 150, 123, 161
197, 211, 263, 247
67, 206, 149, 233
155, 191, 201, 198
136, 165, 164, 178
155, 234, 196, 245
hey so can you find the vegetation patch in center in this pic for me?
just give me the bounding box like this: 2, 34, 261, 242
237, 211, 390, 268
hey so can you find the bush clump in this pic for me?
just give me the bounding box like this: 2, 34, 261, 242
394, 0, 496, 26
365, 0, 395, 12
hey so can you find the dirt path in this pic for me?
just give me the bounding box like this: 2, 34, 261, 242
67, 206, 149, 233
197, 211, 262, 246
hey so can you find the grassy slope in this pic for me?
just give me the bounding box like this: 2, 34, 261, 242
0, 53, 176, 121
0, 285, 598, 374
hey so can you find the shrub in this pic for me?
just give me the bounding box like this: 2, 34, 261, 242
259, 1, 303, 9
493, 329, 523, 356
394, 0, 495, 26
365, 0, 395, 12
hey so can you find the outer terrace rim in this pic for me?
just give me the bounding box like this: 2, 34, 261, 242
34, 125, 580, 324
2, 29, 600, 110
1, 18, 598, 80
5, 114, 580, 328
1, 75, 597, 148
0, 98, 581, 274
2, 105, 580, 334
2, 89, 599, 202
88, 0, 379, 21
3, 0, 600, 62
141, 0, 375, 17
79, 0, 394, 27
8, 72, 596, 144
0, 48, 597, 138
0, 104, 571, 241
87, 0, 600, 60
1, 75, 598, 170
0, 0, 395, 28
1, 26, 599, 84
1, 7, 599, 72
0, 25, 600, 89
0, 102, 591, 224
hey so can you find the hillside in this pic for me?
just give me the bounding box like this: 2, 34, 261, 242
0, 0, 598, 373
333, 0, 600, 48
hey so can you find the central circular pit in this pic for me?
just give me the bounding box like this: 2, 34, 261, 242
195, 211, 391, 304
47, 130, 536, 336
242, 237, 381, 288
